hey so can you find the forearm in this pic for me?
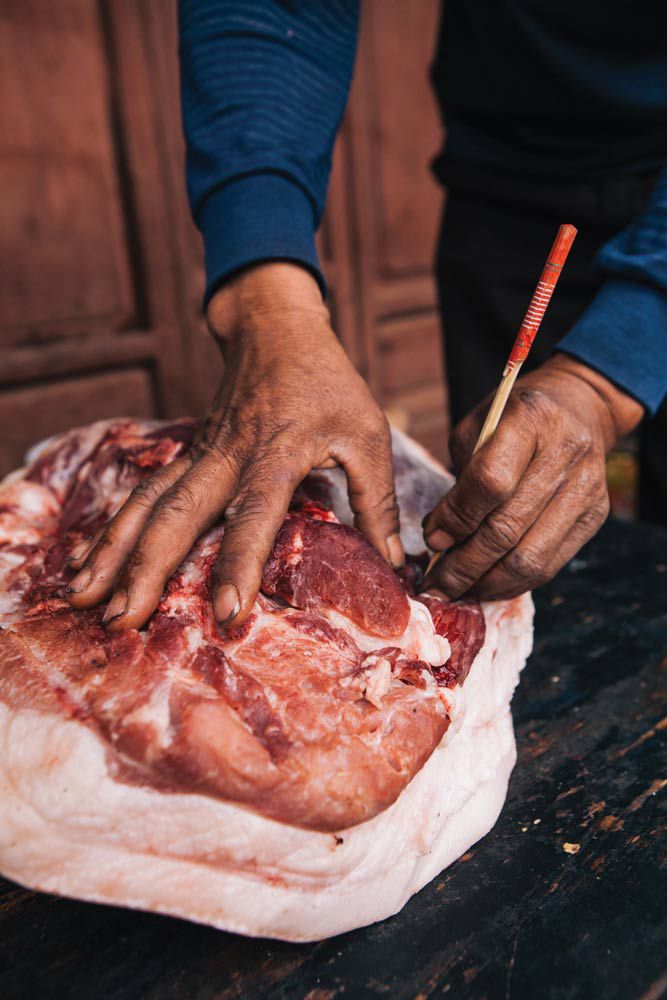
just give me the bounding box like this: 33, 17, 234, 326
556, 166, 667, 414
179, 0, 360, 304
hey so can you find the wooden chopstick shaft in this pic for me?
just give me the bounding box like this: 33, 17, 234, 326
424, 223, 577, 580
472, 364, 521, 454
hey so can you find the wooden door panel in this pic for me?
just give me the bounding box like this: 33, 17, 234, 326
364, 0, 443, 279
376, 314, 445, 396
0, 0, 134, 340
1, 155, 133, 334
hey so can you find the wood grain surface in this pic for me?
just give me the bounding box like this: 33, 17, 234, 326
0, 518, 665, 1000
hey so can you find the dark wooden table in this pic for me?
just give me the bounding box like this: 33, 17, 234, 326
1, 518, 665, 1000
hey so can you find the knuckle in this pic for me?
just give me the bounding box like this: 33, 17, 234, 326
358, 483, 399, 518
252, 429, 313, 476
217, 544, 264, 577
225, 488, 272, 526
578, 493, 610, 533
371, 497, 400, 530
481, 509, 524, 551
514, 385, 552, 416
448, 428, 463, 461
154, 481, 199, 519
433, 495, 473, 538
436, 562, 475, 596
365, 461, 397, 503
258, 460, 307, 498
129, 477, 163, 508
597, 491, 611, 520
383, 489, 400, 522
123, 537, 155, 574
571, 460, 605, 499
80, 527, 116, 569
449, 424, 467, 451
503, 545, 548, 587
361, 409, 390, 446
85, 532, 112, 565
450, 421, 469, 449
195, 441, 240, 480
561, 425, 594, 462
475, 463, 514, 505
121, 544, 168, 589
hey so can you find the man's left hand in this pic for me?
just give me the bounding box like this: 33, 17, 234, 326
423, 354, 644, 600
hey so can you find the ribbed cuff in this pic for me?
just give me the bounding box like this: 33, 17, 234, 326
555, 278, 667, 415
198, 172, 325, 308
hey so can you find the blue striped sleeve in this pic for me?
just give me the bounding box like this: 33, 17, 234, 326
557, 167, 667, 414
178, 0, 359, 306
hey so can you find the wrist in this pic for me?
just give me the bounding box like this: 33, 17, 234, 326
206, 262, 328, 351
542, 354, 644, 449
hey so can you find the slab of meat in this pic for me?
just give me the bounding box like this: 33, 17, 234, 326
0, 419, 533, 941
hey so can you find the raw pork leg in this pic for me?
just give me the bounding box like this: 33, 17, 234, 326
0, 419, 533, 940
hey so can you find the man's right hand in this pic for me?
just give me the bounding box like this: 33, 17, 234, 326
67, 262, 403, 631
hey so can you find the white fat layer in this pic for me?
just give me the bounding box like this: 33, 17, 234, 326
0, 551, 28, 572
360, 657, 392, 708
323, 597, 450, 667
0, 595, 533, 942
286, 530, 304, 565
122, 683, 173, 752
4, 482, 58, 519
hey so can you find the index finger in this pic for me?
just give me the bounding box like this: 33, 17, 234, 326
423, 415, 536, 553
103, 453, 237, 631
67, 455, 193, 608
212, 451, 312, 628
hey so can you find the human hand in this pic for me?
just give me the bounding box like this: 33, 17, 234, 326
423, 354, 644, 600
68, 263, 402, 630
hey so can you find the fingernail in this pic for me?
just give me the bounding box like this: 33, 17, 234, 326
215, 584, 240, 625
67, 566, 93, 593
426, 529, 455, 552
103, 590, 127, 624
386, 533, 405, 568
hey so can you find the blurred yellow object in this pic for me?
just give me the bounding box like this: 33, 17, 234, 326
384, 406, 410, 433
606, 450, 638, 521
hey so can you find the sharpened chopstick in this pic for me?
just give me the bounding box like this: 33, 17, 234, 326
425, 223, 578, 580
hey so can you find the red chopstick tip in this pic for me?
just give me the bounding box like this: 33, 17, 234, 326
555, 224, 577, 247
547, 224, 578, 268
